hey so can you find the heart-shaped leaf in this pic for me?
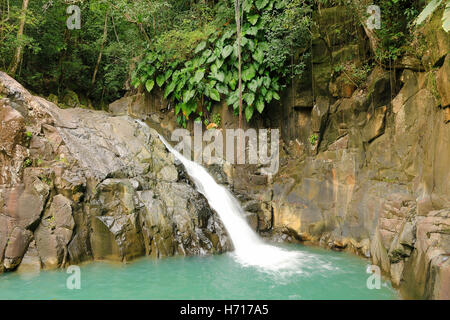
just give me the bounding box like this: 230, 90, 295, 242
244, 92, 255, 106
253, 48, 264, 64
248, 15, 259, 26
183, 90, 195, 103
209, 88, 221, 102
242, 65, 256, 82
145, 79, 155, 92
193, 69, 205, 83
248, 79, 258, 92
164, 80, 177, 98
256, 97, 265, 113
245, 105, 254, 122
216, 83, 229, 95
222, 45, 233, 59
255, 0, 269, 10
156, 74, 165, 87
194, 41, 207, 53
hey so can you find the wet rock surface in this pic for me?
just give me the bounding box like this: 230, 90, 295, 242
0, 72, 231, 274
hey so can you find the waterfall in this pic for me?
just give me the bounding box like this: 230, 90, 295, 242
157, 133, 304, 273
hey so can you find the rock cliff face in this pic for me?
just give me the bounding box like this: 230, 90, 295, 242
0, 72, 231, 274
111, 7, 450, 300
1, 5, 448, 301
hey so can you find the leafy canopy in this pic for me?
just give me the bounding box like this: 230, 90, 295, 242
132, 0, 311, 126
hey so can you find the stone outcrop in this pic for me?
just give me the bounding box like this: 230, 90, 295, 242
123, 7, 450, 299
0, 72, 231, 274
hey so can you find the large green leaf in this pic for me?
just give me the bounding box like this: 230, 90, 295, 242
245, 38, 255, 51
145, 79, 155, 92
175, 103, 183, 115
216, 83, 229, 95
245, 26, 259, 36
194, 41, 207, 53
183, 90, 195, 103
164, 81, 177, 98
228, 77, 237, 90
243, 0, 253, 13
248, 14, 259, 25
273, 91, 280, 100
216, 71, 225, 82
265, 90, 273, 103
176, 76, 187, 93
164, 69, 173, 81
242, 65, 256, 82
202, 49, 212, 58
255, 0, 269, 10
209, 88, 221, 102
145, 65, 155, 76
245, 105, 254, 122
226, 91, 239, 106
222, 45, 233, 59
206, 54, 217, 64
215, 59, 224, 69
193, 69, 205, 83
221, 28, 235, 41
156, 74, 165, 87
253, 48, 264, 64
256, 97, 265, 113
244, 92, 255, 106
248, 79, 258, 92
131, 78, 140, 89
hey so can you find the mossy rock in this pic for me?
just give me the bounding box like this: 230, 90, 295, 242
47, 93, 58, 104
312, 62, 332, 97
62, 90, 80, 108
419, 6, 450, 68
313, 6, 354, 30
332, 44, 360, 65
425, 70, 442, 107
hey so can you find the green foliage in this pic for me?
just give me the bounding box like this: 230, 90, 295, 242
24, 158, 32, 167
373, 0, 421, 62
211, 113, 222, 127
1, 0, 310, 116
0, 0, 160, 105
133, 0, 311, 125
309, 134, 318, 146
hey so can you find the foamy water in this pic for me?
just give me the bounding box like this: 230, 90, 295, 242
158, 133, 312, 274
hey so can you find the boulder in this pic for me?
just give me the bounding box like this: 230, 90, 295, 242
436, 55, 450, 108
3, 227, 32, 270
0, 72, 231, 275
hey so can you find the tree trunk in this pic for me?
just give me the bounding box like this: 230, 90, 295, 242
91, 10, 109, 87
9, 0, 29, 76
234, 0, 242, 128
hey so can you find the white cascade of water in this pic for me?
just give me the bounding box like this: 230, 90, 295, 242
157, 133, 305, 273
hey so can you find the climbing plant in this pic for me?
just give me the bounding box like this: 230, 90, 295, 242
132, 0, 311, 127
